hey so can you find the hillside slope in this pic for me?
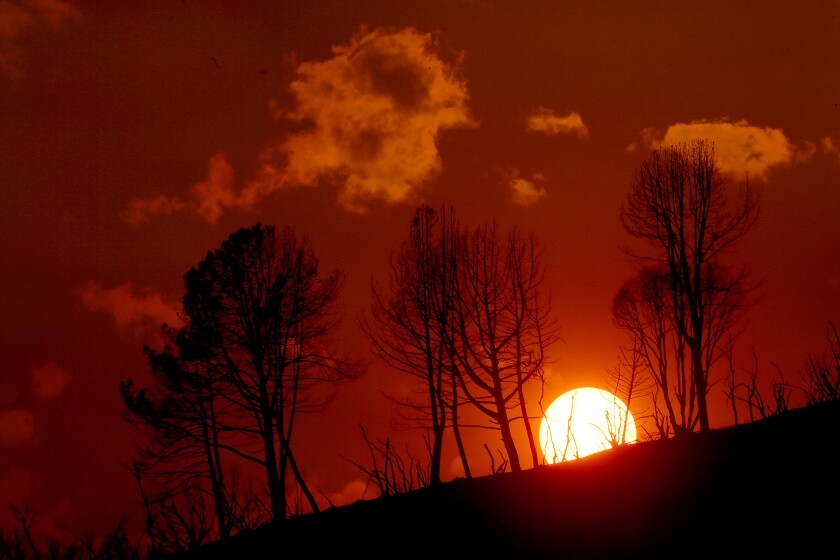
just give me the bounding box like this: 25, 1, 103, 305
181, 401, 840, 559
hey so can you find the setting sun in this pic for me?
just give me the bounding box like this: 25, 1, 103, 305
539, 387, 637, 463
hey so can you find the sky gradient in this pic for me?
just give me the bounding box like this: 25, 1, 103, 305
1, 0, 838, 545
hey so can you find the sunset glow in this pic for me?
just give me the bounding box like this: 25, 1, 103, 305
540, 388, 637, 462
1, 1, 837, 550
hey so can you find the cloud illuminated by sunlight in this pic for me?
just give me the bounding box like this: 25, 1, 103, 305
510, 175, 548, 207
121, 153, 235, 225
0, 0, 80, 77
320, 479, 370, 508
526, 108, 589, 139
822, 136, 840, 163
122, 27, 472, 222
120, 193, 186, 226
248, 26, 474, 212
193, 152, 237, 222
650, 119, 793, 179
79, 281, 182, 335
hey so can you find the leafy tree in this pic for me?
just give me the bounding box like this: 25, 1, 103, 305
618, 139, 759, 432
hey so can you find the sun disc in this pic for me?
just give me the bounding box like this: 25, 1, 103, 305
539, 387, 637, 463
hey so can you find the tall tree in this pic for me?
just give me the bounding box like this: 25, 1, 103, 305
120, 323, 236, 545
359, 205, 470, 485
452, 221, 557, 472
182, 224, 360, 521
612, 266, 692, 435
124, 224, 360, 527
618, 139, 759, 433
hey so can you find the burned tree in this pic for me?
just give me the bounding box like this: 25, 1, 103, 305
120, 323, 238, 547
181, 224, 360, 521
452, 221, 558, 472
618, 139, 759, 432
359, 205, 470, 485
123, 224, 360, 530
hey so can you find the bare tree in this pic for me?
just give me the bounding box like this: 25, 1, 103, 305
123, 224, 361, 530
180, 224, 362, 521
618, 138, 759, 432
1, 506, 143, 560
358, 205, 470, 485
452, 221, 558, 472
341, 424, 430, 497
120, 324, 238, 546
802, 321, 840, 404
606, 342, 654, 443
613, 266, 692, 434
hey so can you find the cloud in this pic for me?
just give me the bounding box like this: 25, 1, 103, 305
822, 136, 840, 163
248, 26, 474, 212
526, 108, 589, 139
124, 27, 472, 222
0, 0, 80, 77
650, 119, 794, 179
192, 152, 237, 223
79, 281, 182, 334
121, 153, 235, 225
120, 194, 186, 226
319, 478, 370, 508
510, 175, 548, 207
31, 362, 71, 400
0, 408, 34, 446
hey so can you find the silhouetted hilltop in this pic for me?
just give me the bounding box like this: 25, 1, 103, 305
178, 400, 840, 559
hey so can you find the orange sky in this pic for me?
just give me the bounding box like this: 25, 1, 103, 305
1, 0, 838, 545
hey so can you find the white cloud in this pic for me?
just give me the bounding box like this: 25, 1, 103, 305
526, 108, 589, 139
651, 119, 794, 179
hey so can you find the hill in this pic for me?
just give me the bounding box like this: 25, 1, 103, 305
178, 401, 840, 559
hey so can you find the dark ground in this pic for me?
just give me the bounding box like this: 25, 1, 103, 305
177, 401, 840, 559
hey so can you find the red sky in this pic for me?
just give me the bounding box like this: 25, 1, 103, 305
1, 0, 838, 545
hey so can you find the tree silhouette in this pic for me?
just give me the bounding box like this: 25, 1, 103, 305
802, 321, 840, 404
359, 205, 470, 485
606, 342, 653, 442
361, 211, 557, 477
452, 220, 558, 471
122, 224, 361, 532
120, 324, 238, 549
618, 139, 759, 433
1, 506, 143, 560
181, 224, 361, 521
